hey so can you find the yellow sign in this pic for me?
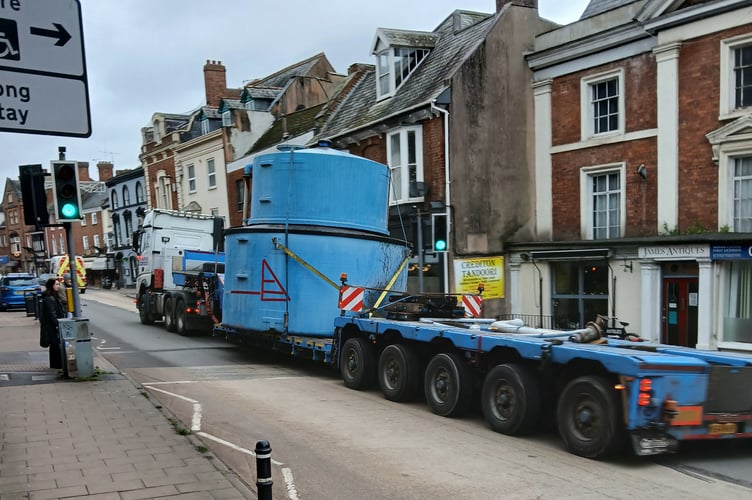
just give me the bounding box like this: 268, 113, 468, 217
454, 257, 504, 299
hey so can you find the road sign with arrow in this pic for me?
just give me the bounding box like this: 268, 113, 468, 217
0, 0, 90, 137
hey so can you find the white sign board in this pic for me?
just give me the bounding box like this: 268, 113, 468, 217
0, 0, 90, 137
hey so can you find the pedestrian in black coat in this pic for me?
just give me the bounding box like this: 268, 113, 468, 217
40, 278, 66, 370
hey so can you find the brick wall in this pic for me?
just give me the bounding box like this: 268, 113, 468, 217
552, 53, 657, 147
677, 25, 752, 232
552, 138, 658, 240
203, 60, 227, 108
550, 53, 658, 239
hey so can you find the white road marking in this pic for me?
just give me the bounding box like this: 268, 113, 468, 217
143, 380, 197, 385
143, 383, 301, 497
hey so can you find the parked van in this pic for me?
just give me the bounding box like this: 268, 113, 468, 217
49, 255, 87, 293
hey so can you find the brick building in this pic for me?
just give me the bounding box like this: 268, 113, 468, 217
516, 0, 752, 351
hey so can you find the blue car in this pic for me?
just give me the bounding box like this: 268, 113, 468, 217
0, 273, 39, 311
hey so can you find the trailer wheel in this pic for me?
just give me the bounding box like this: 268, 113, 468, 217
481, 363, 541, 436
424, 352, 473, 417
378, 344, 420, 402
341, 337, 376, 390
175, 299, 188, 336
138, 292, 154, 325
557, 375, 625, 458
164, 297, 176, 332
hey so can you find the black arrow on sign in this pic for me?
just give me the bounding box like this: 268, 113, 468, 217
30, 23, 71, 47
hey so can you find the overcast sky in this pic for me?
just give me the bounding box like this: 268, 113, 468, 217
0, 0, 590, 182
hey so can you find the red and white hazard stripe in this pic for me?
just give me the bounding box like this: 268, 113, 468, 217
463, 295, 483, 318
339, 286, 365, 312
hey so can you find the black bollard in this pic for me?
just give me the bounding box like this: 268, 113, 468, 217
255, 440, 273, 500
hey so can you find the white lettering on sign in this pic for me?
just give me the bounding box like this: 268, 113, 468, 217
638, 245, 709, 259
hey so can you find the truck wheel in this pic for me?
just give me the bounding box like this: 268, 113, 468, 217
164, 297, 176, 332
138, 292, 154, 325
557, 375, 625, 458
424, 352, 473, 417
481, 363, 541, 435
175, 299, 188, 336
341, 337, 376, 390
378, 344, 420, 402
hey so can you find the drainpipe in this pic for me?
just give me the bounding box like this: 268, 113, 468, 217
431, 100, 450, 294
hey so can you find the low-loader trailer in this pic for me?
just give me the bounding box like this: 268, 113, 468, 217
211, 146, 752, 459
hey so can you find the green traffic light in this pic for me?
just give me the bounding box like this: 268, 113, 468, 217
434, 240, 447, 252
61, 203, 79, 219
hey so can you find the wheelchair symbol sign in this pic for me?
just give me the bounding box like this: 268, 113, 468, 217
0, 19, 20, 61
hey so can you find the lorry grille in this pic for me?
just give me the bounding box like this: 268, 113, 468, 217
705, 366, 752, 413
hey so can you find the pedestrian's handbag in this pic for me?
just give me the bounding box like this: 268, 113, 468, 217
39, 325, 50, 348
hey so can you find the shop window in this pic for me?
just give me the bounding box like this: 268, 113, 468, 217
723, 260, 752, 344
551, 261, 609, 329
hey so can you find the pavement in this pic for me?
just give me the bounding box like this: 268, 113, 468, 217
0, 290, 255, 500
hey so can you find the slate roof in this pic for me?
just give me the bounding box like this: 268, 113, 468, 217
242, 87, 280, 100
81, 188, 108, 211
375, 28, 439, 49
247, 102, 326, 155
318, 10, 493, 141
161, 113, 192, 134
580, 0, 638, 19
246, 52, 330, 89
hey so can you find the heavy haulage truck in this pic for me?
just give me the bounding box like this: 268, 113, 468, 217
139, 146, 752, 459
134, 209, 225, 335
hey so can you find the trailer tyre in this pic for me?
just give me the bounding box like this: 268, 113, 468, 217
341, 337, 376, 390
164, 297, 176, 332
138, 292, 154, 325
481, 363, 541, 436
378, 344, 420, 402
424, 352, 473, 417
557, 376, 625, 459
175, 299, 188, 336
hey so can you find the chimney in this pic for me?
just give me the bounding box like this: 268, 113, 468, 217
97, 161, 114, 181
204, 59, 227, 107
496, 0, 537, 12
76, 161, 91, 181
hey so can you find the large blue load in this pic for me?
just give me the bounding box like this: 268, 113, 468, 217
221, 146, 409, 337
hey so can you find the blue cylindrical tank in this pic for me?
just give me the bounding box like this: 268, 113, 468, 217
222, 225, 408, 337
223, 147, 409, 337
248, 147, 390, 235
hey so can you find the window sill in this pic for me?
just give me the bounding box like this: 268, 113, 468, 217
552, 129, 657, 154
389, 196, 425, 207
718, 341, 752, 352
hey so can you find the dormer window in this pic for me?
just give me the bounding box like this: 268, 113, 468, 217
219, 100, 233, 127
376, 47, 430, 99
200, 114, 210, 134
372, 28, 436, 100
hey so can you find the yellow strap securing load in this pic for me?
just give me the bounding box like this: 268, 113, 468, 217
272, 238, 340, 290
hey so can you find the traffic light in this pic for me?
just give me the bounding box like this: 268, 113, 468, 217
432, 213, 448, 253
18, 164, 50, 228
52, 161, 82, 221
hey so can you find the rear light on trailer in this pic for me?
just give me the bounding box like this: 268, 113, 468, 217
638, 378, 654, 407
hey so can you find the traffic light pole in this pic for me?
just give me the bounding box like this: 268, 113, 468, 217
65, 222, 81, 318
57, 147, 81, 318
